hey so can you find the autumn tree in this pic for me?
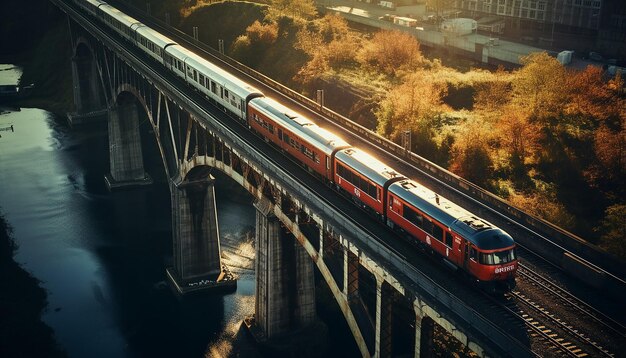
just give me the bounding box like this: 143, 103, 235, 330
473, 66, 511, 113
295, 14, 361, 83
359, 30, 424, 76
375, 72, 446, 138
266, 0, 317, 22
565, 65, 620, 123
512, 52, 568, 123
231, 21, 278, 65
449, 119, 494, 189
594, 120, 626, 182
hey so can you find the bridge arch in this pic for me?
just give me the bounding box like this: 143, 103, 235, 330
72, 37, 102, 113
105, 86, 154, 189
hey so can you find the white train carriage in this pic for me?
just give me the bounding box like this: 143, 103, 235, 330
81, 0, 107, 17
135, 27, 177, 64
98, 4, 143, 41
165, 45, 263, 120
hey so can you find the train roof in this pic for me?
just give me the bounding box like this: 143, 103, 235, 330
249, 97, 350, 155
85, 0, 107, 8
136, 26, 177, 48
335, 148, 404, 187
389, 179, 514, 250
99, 5, 142, 28
165, 45, 262, 100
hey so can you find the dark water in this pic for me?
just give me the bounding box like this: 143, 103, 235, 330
0, 103, 262, 357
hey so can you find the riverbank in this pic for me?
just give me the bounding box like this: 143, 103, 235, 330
0, 211, 66, 357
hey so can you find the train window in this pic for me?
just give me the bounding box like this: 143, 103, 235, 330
432, 225, 443, 242
268, 124, 274, 134
283, 133, 290, 144
403, 205, 423, 228
211, 81, 217, 94
368, 182, 377, 199
278, 129, 283, 141
199, 74, 205, 86
423, 220, 434, 236
224, 89, 229, 99
479, 250, 516, 265
389, 195, 394, 208
445, 232, 453, 247
470, 247, 477, 260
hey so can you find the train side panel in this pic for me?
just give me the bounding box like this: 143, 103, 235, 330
387, 191, 457, 261
248, 103, 331, 179
334, 158, 385, 215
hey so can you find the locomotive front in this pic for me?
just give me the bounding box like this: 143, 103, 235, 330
468, 228, 518, 293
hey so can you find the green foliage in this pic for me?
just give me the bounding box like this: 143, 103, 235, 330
512, 52, 568, 123
507, 185, 576, 231
597, 204, 626, 259
375, 72, 447, 138
265, 0, 317, 22
448, 119, 494, 189
180, 2, 267, 53
294, 14, 361, 84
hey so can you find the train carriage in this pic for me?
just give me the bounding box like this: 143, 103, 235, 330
334, 148, 404, 215
387, 179, 517, 291
135, 27, 177, 65
98, 5, 143, 41
82, 0, 107, 16
165, 46, 262, 120
248, 97, 350, 180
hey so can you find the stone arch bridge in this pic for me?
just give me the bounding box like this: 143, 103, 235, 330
56, 0, 534, 356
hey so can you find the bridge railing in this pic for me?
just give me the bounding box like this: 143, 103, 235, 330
98, 0, 626, 295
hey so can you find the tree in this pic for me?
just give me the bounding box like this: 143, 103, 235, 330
448, 119, 494, 189
295, 15, 361, 83
266, 0, 317, 22
375, 72, 446, 138
473, 66, 511, 113
597, 204, 626, 259
512, 52, 568, 123
594, 121, 626, 181
358, 30, 423, 76
565, 65, 620, 123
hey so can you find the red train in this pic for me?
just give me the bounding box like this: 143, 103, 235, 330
77, 0, 518, 292
248, 97, 518, 292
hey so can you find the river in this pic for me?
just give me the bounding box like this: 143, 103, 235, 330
0, 64, 358, 357
0, 64, 261, 357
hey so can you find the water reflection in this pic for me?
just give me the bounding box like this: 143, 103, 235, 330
0, 104, 258, 357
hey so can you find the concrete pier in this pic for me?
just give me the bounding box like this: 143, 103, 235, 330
246, 199, 324, 355
105, 92, 152, 190
166, 173, 235, 295
71, 43, 102, 115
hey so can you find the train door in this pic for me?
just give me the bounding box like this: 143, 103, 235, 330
463, 241, 470, 271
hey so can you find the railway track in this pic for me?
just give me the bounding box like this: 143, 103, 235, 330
508, 289, 615, 358
518, 264, 626, 340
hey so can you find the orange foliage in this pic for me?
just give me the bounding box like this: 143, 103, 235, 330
359, 30, 423, 76
496, 108, 540, 161
565, 65, 620, 121
246, 20, 278, 45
